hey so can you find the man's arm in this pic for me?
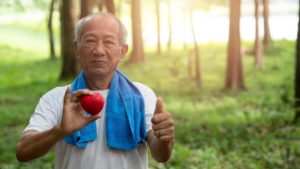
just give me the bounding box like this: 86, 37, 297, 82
16, 87, 99, 162
16, 127, 65, 162
147, 97, 175, 162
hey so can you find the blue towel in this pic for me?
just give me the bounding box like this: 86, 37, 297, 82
64, 70, 147, 150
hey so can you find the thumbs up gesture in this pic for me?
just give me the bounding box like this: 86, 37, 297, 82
151, 97, 175, 142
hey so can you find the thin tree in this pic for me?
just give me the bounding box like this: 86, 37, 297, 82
190, 12, 201, 87
59, 0, 77, 80
254, 0, 263, 69
155, 0, 161, 55
106, 0, 116, 14
129, 0, 145, 63
294, 0, 300, 123
167, 0, 172, 51
226, 0, 245, 90
80, 0, 95, 18
263, 0, 271, 46
48, 0, 56, 60
98, 0, 104, 11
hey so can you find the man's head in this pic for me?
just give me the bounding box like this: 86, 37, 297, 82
74, 12, 128, 79
75, 12, 128, 45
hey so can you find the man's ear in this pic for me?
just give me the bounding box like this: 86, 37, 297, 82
120, 44, 128, 60
73, 41, 79, 59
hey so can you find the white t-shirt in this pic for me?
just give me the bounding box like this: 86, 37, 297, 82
24, 82, 157, 169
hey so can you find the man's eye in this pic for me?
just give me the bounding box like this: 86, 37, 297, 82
85, 39, 96, 43
104, 40, 114, 45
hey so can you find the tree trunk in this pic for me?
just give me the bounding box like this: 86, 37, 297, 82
129, 0, 145, 63
263, 0, 272, 46
80, 0, 95, 18
105, 0, 116, 14
254, 0, 263, 69
48, 0, 56, 60
190, 12, 201, 87
167, 0, 172, 51
294, 0, 300, 123
187, 49, 193, 80
59, 0, 77, 80
155, 0, 161, 55
226, 0, 245, 91
98, 0, 104, 11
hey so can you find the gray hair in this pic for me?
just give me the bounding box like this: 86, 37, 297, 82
75, 12, 128, 45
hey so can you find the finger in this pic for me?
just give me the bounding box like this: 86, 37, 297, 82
151, 113, 168, 124
152, 109, 173, 124
152, 118, 174, 131
154, 97, 164, 115
159, 135, 175, 142
85, 114, 100, 124
155, 127, 174, 137
64, 86, 71, 104
70, 89, 93, 102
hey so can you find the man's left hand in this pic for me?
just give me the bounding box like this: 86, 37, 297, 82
151, 97, 175, 142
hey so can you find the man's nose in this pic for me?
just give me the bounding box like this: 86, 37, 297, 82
94, 41, 105, 55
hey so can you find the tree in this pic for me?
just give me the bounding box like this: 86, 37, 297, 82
190, 12, 201, 87
254, 0, 263, 69
263, 0, 271, 46
167, 0, 172, 51
106, 0, 116, 14
80, 0, 95, 18
98, 0, 104, 11
48, 0, 56, 60
129, 0, 145, 63
97, 0, 115, 14
294, 0, 300, 122
226, 0, 245, 90
59, 0, 77, 80
155, 0, 161, 55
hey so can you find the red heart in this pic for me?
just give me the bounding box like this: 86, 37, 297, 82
80, 93, 105, 116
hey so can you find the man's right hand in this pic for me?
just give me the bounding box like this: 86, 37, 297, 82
58, 86, 100, 136
16, 86, 101, 162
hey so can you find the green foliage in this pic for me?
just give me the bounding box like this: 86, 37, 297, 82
0, 25, 299, 169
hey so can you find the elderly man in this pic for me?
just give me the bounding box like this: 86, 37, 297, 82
16, 12, 174, 169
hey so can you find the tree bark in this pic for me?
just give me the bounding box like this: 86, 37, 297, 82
105, 0, 116, 14
48, 0, 56, 60
226, 0, 245, 91
190, 12, 201, 87
263, 0, 272, 46
80, 0, 95, 19
98, 0, 104, 11
59, 0, 77, 80
254, 0, 263, 69
187, 49, 193, 80
129, 0, 145, 63
155, 0, 161, 55
294, 0, 300, 123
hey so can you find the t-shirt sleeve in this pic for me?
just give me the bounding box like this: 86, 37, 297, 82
134, 82, 157, 133
24, 87, 64, 133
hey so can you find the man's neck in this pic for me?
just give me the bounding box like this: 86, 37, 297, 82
84, 72, 114, 90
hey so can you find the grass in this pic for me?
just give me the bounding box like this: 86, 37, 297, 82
0, 24, 299, 169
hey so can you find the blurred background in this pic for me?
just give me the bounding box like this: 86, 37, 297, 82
0, 0, 300, 168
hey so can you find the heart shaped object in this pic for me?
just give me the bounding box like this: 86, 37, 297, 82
80, 93, 105, 116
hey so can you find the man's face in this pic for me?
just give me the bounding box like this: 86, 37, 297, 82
75, 15, 128, 77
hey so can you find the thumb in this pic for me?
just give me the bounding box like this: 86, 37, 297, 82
64, 86, 71, 104
154, 97, 164, 114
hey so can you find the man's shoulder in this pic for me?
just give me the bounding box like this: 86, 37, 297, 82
132, 82, 153, 93
133, 82, 156, 101
41, 85, 69, 100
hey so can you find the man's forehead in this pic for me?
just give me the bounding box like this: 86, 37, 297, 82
83, 15, 118, 30
84, 14, 117, 26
